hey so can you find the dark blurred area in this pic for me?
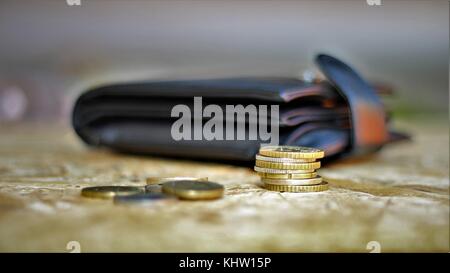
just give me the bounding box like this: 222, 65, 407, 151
0, 0, 447, 123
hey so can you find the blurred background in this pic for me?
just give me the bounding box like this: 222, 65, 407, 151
0, 0, 447, 123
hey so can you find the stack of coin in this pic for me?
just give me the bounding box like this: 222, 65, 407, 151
254, 146, 328, 192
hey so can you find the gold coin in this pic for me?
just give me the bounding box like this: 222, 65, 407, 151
255, 160, 320, 170
258, 171, 318, 179
253, 166, 315, 174
264, 182, 329, 192
162, 180, 224, 200
259, 145, 325, 159
255, 154, 316, 163
81, 186, 144, 199
262, 176, 323, 186
146, 176, 208, 185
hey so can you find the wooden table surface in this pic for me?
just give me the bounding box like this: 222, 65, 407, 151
0, 120, 448, 252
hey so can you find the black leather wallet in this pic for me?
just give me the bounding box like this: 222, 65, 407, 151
72, 54, 408, 162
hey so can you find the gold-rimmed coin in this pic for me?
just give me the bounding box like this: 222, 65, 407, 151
253, 166, 315, 174
259, 146, 325, 159
258, 171, 318, 179
255, 154, 316, 163
146, 176, 208, 185
81, 186, 144, 199
262, 176, 323, 186
255, 160, 320, 170
264, 182, 329, 192
162, 180, 224, 200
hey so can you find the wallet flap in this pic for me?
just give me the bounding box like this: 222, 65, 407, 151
315, 54, 389, 155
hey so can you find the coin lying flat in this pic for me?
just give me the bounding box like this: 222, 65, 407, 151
145, 184, 162, 193
262, 176, 323, 186
162, 180, 224, 200
81, 186, 144, 199
254, 166, 316, 174
146, 176, 208, 185
257, 171, 318, 179
264, 181, 329, 192
255, 154, 316, 163
114, 192, 176, 205
255, 160, 320, 170
259, 146, 325, 159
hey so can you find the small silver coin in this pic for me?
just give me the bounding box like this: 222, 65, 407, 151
162, 180, 224, 200
145, 184, 162, 193
114, 192, 176, 205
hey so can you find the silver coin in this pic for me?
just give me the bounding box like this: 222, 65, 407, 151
114, 192, 176, 205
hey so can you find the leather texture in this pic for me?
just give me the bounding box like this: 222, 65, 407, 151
72, 54, 408, 162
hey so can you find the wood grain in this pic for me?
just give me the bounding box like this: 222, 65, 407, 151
0, 121, 448, 252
